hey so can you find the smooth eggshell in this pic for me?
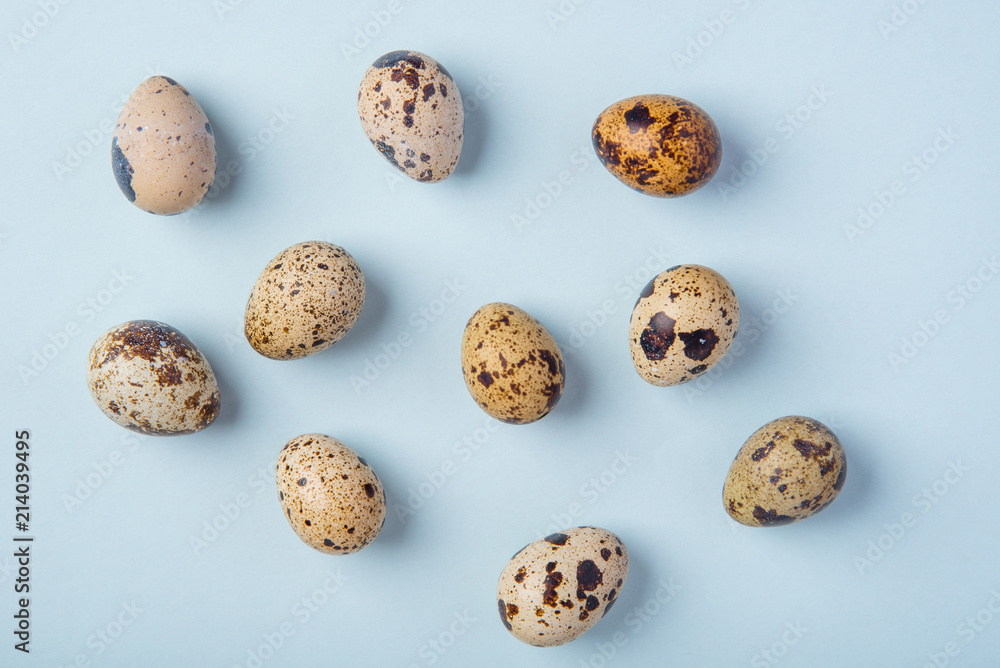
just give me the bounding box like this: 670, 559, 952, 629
244, 241, 365, 360
460, 303, 565, 424
724, 416, 848, 527
276, 434, 386, 554
358, 50, 464, 182
112, 76, 216, 214
86, 320, 220, 435
592, 94, 721, 197
629, 264, 739, 386
497, 527, 629, 647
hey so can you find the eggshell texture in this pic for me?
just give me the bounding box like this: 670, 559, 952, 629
112, 76, 216, 214
629, 264, 739, 386
276, 434, 386, 554
358, 50, 464, 182
460, 303, 565, 424
497, 527, 628, 647
244, 241, 365, 360
86, 320, 220, 435
592, 94, 721, 197
724, 416, 848, 527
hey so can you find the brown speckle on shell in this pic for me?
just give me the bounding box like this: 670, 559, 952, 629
592, 94, 721, 197
724, 416, 847, 527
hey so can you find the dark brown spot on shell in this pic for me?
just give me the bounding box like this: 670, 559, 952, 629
640, 311, 676, 360
678, 329, 719, 361
576, 560, 603, 592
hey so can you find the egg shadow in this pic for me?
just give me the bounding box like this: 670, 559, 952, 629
322, 271, 390, 357
195, 97, 241, 209
551, 348, 590, 421
703, 113, 753, 205
451, 78, 488, 176
207, 352, 241, 433
812, 422, 877, 524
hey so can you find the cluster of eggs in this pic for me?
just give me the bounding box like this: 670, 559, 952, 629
88, 50, 848, 649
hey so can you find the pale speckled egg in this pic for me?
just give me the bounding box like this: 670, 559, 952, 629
358, 50, 463, 183
244, 241, 365, 360
86, 320, 220, 435
497, 527, 629, 647
460, 303, 565, 424
276, 434, 386, 554
629, 264, 739, 386
592, 94, 721, 197
112, 76, 216, 215
724, 416, 848, 527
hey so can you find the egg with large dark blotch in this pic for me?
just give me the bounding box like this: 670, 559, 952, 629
629, 264, 739, 386
111, 76, 216, 214
592, 94, 721, 197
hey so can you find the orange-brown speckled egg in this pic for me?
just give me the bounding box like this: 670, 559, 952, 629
358, 50, 464, 182
460, 303, 565, 424
724, 416, 848, 527
592, 94, 721, 197
112, 76, 216, 214
629, 264, 739, 386
86, 320, 220, 435
244, 241, 365, 360
496, 527, 629, 647
276, 434, 386, 554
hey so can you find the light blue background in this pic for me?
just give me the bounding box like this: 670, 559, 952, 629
2, 1, 999, 666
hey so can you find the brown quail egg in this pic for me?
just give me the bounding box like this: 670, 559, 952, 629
244, 241, 365, 360
629, 264, 739, 386
724, 416, 848, 527
460, 303, 565, 424
276, 434, 386, 554
358, 50, 464, 182
112, 76, 216, 214
497, 527, 629, 647
86, 320, 220, 435
592, 94, 721, 197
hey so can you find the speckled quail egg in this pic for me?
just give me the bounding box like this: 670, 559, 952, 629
276, 434, 386, 554
86, 320, 220, 435
112, 76, 216, 214
724, 416, 847, 527
244, 241, 365, 360
358, 50, 464, 182
629, 264, 739, 386
461, 303, 565, 424
592, 94, 721, 197
497, 527, 629, 647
